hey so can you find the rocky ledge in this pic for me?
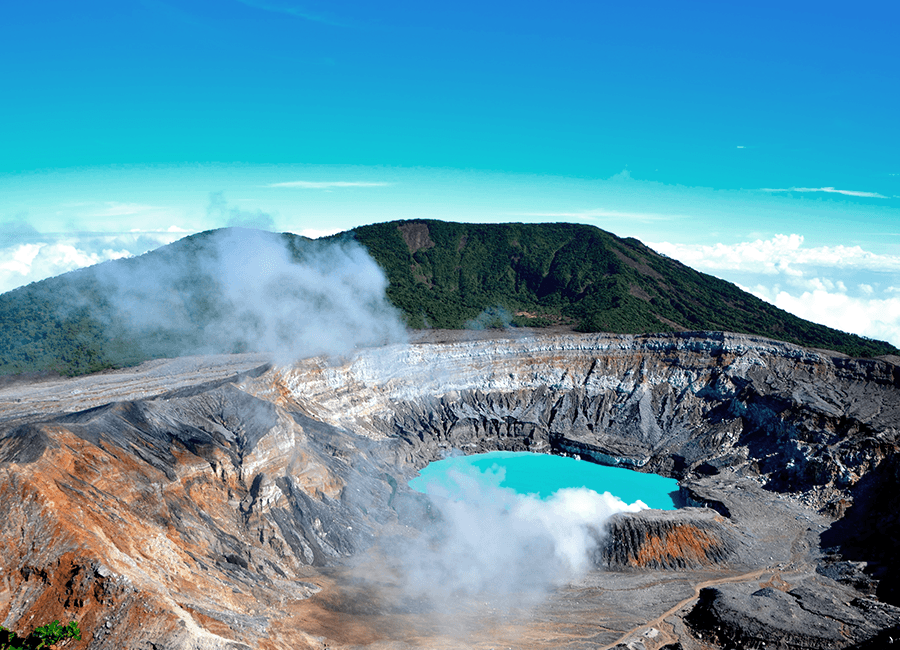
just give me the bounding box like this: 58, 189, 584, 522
0, 331, 899, 649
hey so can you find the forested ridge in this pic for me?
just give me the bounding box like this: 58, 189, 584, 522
0, 221, 894, 377
340, 220, 894, 357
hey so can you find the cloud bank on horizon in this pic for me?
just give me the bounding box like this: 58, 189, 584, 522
4, 212, 900, 348
649, 235, 900, 347
0, 229, 190, 295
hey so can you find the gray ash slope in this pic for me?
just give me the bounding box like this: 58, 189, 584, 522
1, 332, 899, 649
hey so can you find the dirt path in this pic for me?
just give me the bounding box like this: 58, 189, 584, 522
598, 567, 772, 650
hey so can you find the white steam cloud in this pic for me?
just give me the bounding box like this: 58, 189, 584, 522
208, 191, 276, 230
89, 227, 407, 363
464, 306, 515, 330
390, 464, 646, 610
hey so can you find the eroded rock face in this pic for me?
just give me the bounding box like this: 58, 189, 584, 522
0, 377, 403, 649
599, 510, 738, 570
266, 332, 900, 496
1, 332, 899, 649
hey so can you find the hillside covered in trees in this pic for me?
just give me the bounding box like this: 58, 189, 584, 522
340, 220, 894, 356
0, 220, 895, 377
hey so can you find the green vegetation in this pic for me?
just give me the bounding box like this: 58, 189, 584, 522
0, 220, 896, 378
337, 220, 897, 358
0, 229, 229, 376
0, 620, 81, 650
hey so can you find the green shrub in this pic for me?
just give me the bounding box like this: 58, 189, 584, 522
0, 620, 81, 650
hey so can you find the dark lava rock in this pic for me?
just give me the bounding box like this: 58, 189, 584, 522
685, 580, 900, 649
816, 558, 878, 596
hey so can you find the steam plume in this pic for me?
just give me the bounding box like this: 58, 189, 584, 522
88, 226, 407, 363
386, 463, 647, 612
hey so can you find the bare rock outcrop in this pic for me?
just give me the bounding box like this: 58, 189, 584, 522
685, 583, 900, 649
599, 509, 738, 570
1, 332, 899, 649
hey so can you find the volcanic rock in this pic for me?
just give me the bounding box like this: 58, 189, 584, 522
0, 332, 899, 649
599, 509, 738, 570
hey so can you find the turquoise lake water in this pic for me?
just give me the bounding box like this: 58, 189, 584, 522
409, 451, 680, 510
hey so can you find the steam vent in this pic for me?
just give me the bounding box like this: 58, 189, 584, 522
2, 331, 900, 649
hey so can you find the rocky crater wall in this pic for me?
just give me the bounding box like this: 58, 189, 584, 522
268, 332, 900, 498
1, 332, 899, 649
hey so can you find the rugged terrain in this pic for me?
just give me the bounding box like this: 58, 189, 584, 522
1, 222, 895, 377
1, 331, 900, 649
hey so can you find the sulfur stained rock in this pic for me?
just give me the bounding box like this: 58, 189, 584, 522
599, 509, 738, 570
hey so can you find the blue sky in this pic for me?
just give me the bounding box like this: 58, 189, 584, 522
2, 1, 900, 344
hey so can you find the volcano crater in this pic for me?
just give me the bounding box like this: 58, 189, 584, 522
2, 331, 900, 649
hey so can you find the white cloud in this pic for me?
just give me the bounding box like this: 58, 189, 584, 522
648, 234, 900, 275
0, 229, 193, 294
206, 191, 276, 230
54, 201, 172, 221
296, 227, 343, 239
0, 243, 131, 293
87, 202, 168, 218
749, 284, 900, 348
760, 187, 888, 199
130, 225, 192, 234
650, 234, 900, 347
265, 181, 392, 189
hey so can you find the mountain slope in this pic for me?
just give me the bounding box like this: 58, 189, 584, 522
340, 220, 894, 356
0, 221, 895, 377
